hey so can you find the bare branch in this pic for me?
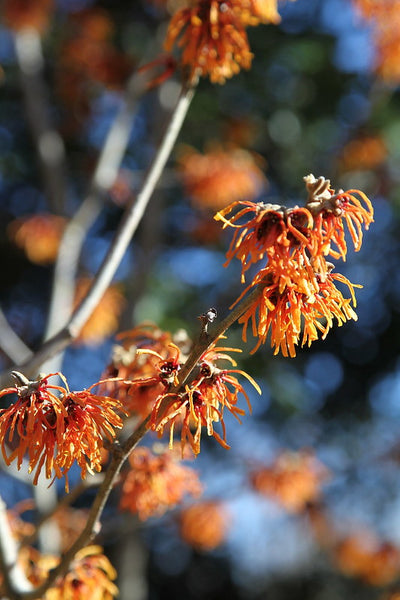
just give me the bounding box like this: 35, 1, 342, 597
0, 80, 196, 387
14, 29, 68, 215
43, 68, 153, 348
0, 309, 32, 365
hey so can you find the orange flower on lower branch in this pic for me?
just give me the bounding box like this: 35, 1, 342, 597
119, 446, 202, 520
29, 545, 118, 599
149, 341, 260, 455
100, 323, 185, 418
0, 372, 125, 489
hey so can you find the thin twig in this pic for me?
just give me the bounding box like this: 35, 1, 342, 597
14, 29, 68, 215
20, 475, 104, 549
43, 68, 153, 348
175, 284, 264, 388
0, 80, 196, 387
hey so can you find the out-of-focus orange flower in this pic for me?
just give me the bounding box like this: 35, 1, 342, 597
119, 446, 202, 520
7, 214, 67, 265
148, 339, 260, 455
73, 278, 125, 346
215, 174, 373, 357
178, 145, 266, 210
0, 372, 125, 490
60, 9, 133, 88
353, 0, 400, 83
238, 0, 282, 26
334, 531, 400, 586
101, 323, 189, 417
339, 135, 387, 172
179, 501, 230, 551
28, 545, 118, 599
3, 0, 53, 33
165, 0, 254, 84
251, 450, 329, 513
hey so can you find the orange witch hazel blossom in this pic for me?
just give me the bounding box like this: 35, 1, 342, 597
0, 371, 125, 489
119, 447, 202, 520
216, 174, 373, 357
143, 339, 260, 455
164, 0, 287, 84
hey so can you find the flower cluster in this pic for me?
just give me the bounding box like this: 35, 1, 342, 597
164, 0, 288, 84
215, 174, 373, 356
124, 337, 260, 455
0, 371, 125, 489
28, 545, 118, 599
119, 446, 202, 520
101, 323, 190, 418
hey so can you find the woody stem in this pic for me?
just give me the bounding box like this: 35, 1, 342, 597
14, 283, 262, 600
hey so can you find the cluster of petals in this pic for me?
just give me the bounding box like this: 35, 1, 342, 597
215, 174, 373, 356
134, 338, 260, 454
27, 545, 118, 599
119, 446, 202, 520
0, 372, 125, 489
164, 0, 285, 84
101, 323, 189, 418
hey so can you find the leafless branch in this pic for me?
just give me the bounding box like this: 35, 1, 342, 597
0, 80, 196, 387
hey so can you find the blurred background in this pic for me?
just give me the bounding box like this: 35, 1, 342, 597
1, 0, 400, 598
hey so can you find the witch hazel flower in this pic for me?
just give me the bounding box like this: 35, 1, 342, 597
131, 339, 260, 455
215, 174, 373, 357
0, 371, 126, 490
164, 0, 288, 84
